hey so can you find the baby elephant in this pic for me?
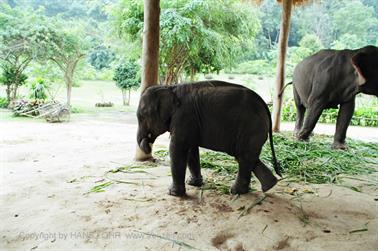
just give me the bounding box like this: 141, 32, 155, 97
137, 81, 282, 196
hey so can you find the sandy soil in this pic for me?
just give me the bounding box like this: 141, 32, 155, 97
1, 111, 378, 251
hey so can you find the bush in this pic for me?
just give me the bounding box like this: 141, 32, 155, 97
0, 97, 9, 108
29, 77, 49, 100
282, 99, 378, 127
95, 102, 114, 107
79, 65, 115, 81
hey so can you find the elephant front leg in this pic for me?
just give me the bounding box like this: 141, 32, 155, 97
168, 141, 189, 196
186, 147, 203, 187
333, 99, 355, 150
231, 158, 252, 195
297, 101, 325, 141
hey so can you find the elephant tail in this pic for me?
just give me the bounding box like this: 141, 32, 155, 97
268, 114, 283, 177
278, 81, 293, 98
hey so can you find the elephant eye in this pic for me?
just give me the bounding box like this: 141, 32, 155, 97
148, 133, 152, 138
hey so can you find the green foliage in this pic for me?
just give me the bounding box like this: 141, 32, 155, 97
0, 96, 9, 108
240, 0, 378, 72
0, 64, 28, 101
282, 100, 378, 127
0, 5, 53, 100
27, 62, 61, 85
113, 60, 140, 90
79, 64, 114, 81
0, 65, 27, 87
331, 33, 368, 50
332, 0, 377, 45
88, 45, 116, 70
15, 0, 109, 21
200, 133, 377, 188
114, 0, 261, 83
29, 77, 48, 100
230, 60, 274, 76
287, 34, 324, 73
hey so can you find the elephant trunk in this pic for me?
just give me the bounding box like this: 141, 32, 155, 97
137, 128, 152, 154
139, 138, 152, 154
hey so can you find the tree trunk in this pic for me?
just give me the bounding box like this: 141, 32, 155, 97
190, 68, 196, 81
272, 0, 293, 132
11, 71, 21, 101
121, 89, 127, 106
64, 70, 73, 107
6, 85, 11, 102
65, 77, 72, 107
64, 61, 80, 108
11, 84, 17, 101
128, 89, 131, 106
135, 0, 160, 161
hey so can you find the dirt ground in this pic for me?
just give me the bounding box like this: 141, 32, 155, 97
1, 111, 378, 251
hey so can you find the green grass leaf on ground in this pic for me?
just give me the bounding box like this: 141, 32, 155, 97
129, 133, 377, 194
199, 132, 377, 187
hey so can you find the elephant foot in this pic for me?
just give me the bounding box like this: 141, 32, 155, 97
294, 129, 301, 138
297, 134, 310, 142
261, 176, 278, 192
230, 182, 250, 195
332, 142, 348, 150
296, 131, 314, 142
168, 184, 186, 197
253, 162, 278, 192
187, 176, 204, 187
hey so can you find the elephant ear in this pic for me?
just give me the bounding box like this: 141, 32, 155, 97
351, 52, 367, 86
156, 87, 180, 124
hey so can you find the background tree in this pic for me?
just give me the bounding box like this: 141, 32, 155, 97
44, 22, 90, 106
0, 65, 27, 102
113, 60, 141, 106
114, 0, 260, 84
289, 34, 323, 66
88, 45, 116, 70
332, 0, 377, 46
0, 5, 51, 101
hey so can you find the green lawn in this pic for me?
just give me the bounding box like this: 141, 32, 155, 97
1, 74, 376, 117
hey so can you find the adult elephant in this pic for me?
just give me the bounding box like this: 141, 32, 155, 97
292, 45, 378, 149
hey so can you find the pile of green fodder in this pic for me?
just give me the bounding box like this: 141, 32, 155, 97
200, 132, 377, 184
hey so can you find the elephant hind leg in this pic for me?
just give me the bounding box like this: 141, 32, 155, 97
231, 156, 278, 194
294, 87, 306, 135
231, 157, 254, 195
297, 100, 325, 141
253, 160, 278, 192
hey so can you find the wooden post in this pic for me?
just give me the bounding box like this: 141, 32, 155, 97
272, 0, 293, 132
141, 0, 160, 92
135, 0, 160, 161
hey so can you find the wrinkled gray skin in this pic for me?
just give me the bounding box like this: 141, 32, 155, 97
137, 81, 281, 197
293, 45, 378, 149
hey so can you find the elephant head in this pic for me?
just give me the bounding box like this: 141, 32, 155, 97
352, 45, 378, 97
136, 86, 179, 154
